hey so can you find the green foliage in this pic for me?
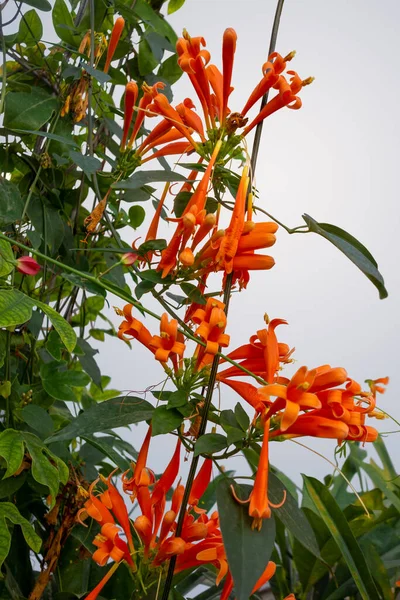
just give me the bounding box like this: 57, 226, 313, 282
0, 429, 68, 505
303, 213, 388, 299
217, 478, 276, 600
0, 503, 42, 570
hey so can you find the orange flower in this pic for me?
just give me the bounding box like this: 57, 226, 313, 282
233, 417, 285, 529
218, 317, 289, 383
188, 458, 213, 512
121, 81, 139, 150
104, 17, 125, 73
191, 298, 230, 368
127, 82, 166, 149
271, 414, 350, 441
150, 313, 186, 368
261, 366, 322, 431
222, 28, 237, 122
122, 425, 154, 500
117, 305, 154, 349
220, 562, 276, 600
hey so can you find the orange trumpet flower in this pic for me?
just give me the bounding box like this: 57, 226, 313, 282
149, 313, 186, 368
104, 17, 125, 74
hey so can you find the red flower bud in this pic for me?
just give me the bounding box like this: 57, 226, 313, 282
16, 256, 40, 276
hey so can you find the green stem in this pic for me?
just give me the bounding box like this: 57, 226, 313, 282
161, 2, 285, 597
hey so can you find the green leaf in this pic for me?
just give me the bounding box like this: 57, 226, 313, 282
4, 89, 58, 130
129, 205, 146, 229
21, 404, 55, 439
20, 0, 51, 11
168, 0, 185, 14
24, 432, 69, 503
0, 472, 27, 499
83, 64, 111, 84
138, 238, 167, 254
114, 170, 186, 190
138, 38, 158, 75
158, 54, 182, 85
354, 458, 400, 513
0, 179, 24, 227
76, 338, 101, 388
194, 433, 228, 456
303, 476, 380, 600
27, 196, 64, 253
139, 269, 166, 283
35, 299, 77, 353
0, 429, 68, 505
303, 214, 388, 299
180, 282, 206, 305
82, 436, 130, 471
60, 272, 106, 297
0, 430, 24, 478
46, 330, 64, 361
0, 289, 33, 327
0, 502, 42, 571
134, 0, 178, 44
17, 10, 43, 47
0, 239, 14, 277
152, 406, 183, 436
135, 279, 155, 299
10, 129, 79, 148
216, 479, 276, 600
234, 403, 250, 431
41, 361, 90, 401
69, 151, 101, 177
269, 472, 320, 557
167, 390, 188, 409
46, 396, 154, 443
52, 0, 78, 46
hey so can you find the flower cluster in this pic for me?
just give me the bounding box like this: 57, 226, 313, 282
79, 427, 279, 599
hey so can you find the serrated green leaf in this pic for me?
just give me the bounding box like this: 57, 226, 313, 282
194, 433, 228, 456
17, 10, 43, 46
303, 476, 380, 600
216, 479, 276, 600
152, 405, 183, 436
0, 502, 42, 570
114, 170, 186, 190
4, 89, 58, 130
303, 214, 388, 299
0, 239, 14, 277
46, 396, 154, 442
0, 289, 33, 327
0, 180, 24, 227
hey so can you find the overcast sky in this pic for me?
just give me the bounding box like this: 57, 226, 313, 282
4, 0, 399, 486
105, 0, 400, 485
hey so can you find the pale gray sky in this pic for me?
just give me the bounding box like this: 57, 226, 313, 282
4, 0, 399, 485
104, 0, 400, 484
